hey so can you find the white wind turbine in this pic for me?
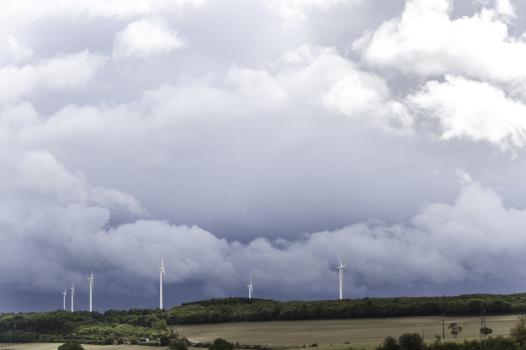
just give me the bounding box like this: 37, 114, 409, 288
88, 272, 94, 312
61, 289, 67, 310
159, 259, 167, 310
70, 282, 75, 312
337, 257, 345, 300
246, 277, 254, 299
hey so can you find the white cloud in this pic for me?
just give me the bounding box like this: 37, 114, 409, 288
455, 168, 473, 185
6, 35, 33, 62
356, 0, 526, 86
114, 19, 186, 59
321, 69, 413, 132
495, 0, 516, 20
225, 68, 288, 105
276, 46, 413, 132
0, 51, 105, 102
0, 102, 39, 133
266, 0, 354, 23
408, 75, 526, 152
0, 0, 204, 21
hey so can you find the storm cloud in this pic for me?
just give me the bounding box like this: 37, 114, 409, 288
1, 0, 526, 311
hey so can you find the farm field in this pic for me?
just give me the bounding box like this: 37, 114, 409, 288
0, 345, 157, 350
1, 314, 523, 350
0, 346, 205, 350
175, 314, 523, 348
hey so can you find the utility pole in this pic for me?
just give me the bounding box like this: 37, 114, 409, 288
442, 315, 445, 340
480, 307, 488, 350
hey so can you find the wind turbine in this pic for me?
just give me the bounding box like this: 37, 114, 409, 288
159, 259, 167, 310
246, 277, 254, 299
70, 282, 75, 312
336, 257, 345, 300
61, 289, 67, 310
88, 272, 94, 312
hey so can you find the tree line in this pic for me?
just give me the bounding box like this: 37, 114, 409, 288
2, 293, 526, 343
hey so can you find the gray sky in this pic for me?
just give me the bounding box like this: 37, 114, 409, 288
2, 0, 526, 312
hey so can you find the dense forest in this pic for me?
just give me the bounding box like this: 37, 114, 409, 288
166, 293, 526, 324
2, 293, 526, 344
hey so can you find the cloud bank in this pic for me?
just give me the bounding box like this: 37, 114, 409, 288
1, 0, 526, 311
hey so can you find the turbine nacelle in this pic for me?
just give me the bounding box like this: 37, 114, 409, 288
337, 257, 345, 270
160, 259, 167, 277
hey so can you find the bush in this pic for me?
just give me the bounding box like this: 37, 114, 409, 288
378, 337, 400, 350
170, 339, 189, 350
486, 336, 517, 350
209, 338, 235, 350
58, 343, 84, 350
428, 342, 462, 350
399, 333, 425, 350
512, 316, 526, 346
160, 335, 170, 346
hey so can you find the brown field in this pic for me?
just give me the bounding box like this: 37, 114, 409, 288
1, 315, 523, 350
175, 314, 523, 348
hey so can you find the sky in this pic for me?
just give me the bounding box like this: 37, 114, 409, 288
2, 0, 526, 312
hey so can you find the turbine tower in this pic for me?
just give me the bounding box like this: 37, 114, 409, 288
61, 289, 67, 310
337, 257, 345, 300
159, 259, 167, 310
70, 282, 75, 312
247, 277, 253, 299
88, 272, 94, 312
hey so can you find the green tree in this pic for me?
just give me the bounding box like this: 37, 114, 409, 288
398, 333, 425, 350
58, 343, 84, 350
480, 326, 492, 337
448, 323, 463, 339
209, 338, 235, 350
160, 335, 170, 346
170, 339, 189, 350
154, 319, 168, 330
511, 315, 526, 346
377, 336, 400, 350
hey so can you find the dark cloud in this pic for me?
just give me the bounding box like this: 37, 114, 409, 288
1, 0, 526, 311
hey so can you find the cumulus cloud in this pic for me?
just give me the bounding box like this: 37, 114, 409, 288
0, 51, 105, 102
5, 36, 33, 63
2, 0, 526, 310
114, 19, 186, 59
0, 0, 204, 21
2, 149, 526, 307
409, 75, 526, 152
356, 0, 526, 86
265, 0, 354, 23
